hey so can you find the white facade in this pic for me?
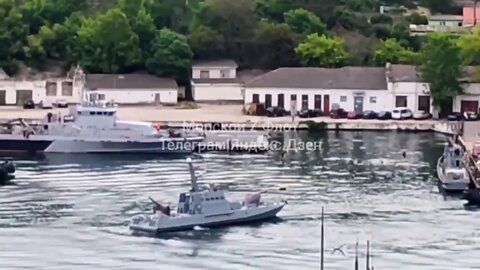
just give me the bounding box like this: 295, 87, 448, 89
0, 78, 83, 105
87, 89, 178, 105
387, 81, 434, 113
244, 88, 389, 112
191, 61, 243, 102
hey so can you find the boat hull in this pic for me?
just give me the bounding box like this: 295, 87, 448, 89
463, 188, 480, 205
436, 155, 469, 192
0, 136, 203, 154
129, 204, 285, 234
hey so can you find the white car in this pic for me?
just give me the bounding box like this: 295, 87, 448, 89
54, 99, 68, 108
39, 100, 53, 109
391, 107, 413, 120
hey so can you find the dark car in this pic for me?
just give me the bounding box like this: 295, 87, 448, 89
377, 111, 391, 120
23, 99, 35, 109
362, 110, 377, 119
298, 109, 321, 118
447, 112, 462, 121
347, 111, 362, 119
463, 111, 479, 121
266, 106, 287, 117
330, 108, 348, 119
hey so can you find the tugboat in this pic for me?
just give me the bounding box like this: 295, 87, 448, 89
0, 160, 15, 185
129, 158, 285, 234
0, 92, 204, 154
436, 143, 469, 192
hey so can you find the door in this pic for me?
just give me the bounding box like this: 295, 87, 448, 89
461, 100, 479, 113
16, 90, 33, 105
277, 94, 284, 108
265, 94, 272, 108
395, 96, 407, 107
301, 95, 308, 110
354, 96, 364, 113
0, 90, 5, 105
154, 93, 160, 105
314, 95, 321, 110
418, 95, 430, 112
252, 94, 259, 104
323, 94, 330, 114
439, 97, 453, 118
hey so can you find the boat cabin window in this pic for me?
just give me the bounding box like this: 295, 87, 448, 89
89, 111, 95, 115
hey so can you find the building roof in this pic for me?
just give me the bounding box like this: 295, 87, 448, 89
85, 73, 178, 90
429, 15, 463, 21
0, 68, 9, 80
388, 64, 425, 82
245, 67, 388, 90
192, 59, 238, 68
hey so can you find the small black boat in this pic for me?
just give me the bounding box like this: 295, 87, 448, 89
0, 160, 15, 185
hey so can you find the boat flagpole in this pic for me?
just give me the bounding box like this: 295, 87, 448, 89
354, 240, 359, 270
320, 206, 324, 270
366, 240, 370, 270
187, 157, 199, 192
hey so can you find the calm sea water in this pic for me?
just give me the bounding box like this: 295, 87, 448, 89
0, 131, 479, 270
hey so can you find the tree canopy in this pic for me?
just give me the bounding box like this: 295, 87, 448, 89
295, 34, 348, 68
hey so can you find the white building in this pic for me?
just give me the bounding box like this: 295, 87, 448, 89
244, 67, 389, 113
85, 73, 178, 105
191, 59, 267, 102
387, 64, 480, 115
0, 67, 84, 106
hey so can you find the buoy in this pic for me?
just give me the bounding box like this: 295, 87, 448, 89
279, 187, 287, 191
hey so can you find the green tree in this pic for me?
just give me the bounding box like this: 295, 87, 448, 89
420, 0, 454, 14
24, 34, 47, 69
252, 20, 298, 68
188, 25, 224, 60
151, 0, 194, 33
420, 32, 463, 107
0, 0, 28, 74
73, 8, 142, 73
458, 28, 480, 65
284, 8, 326, 36
373, 38, 419, 65
254, 0, 297, 22
370, 14, 393, 24
295, 33, 348, 67
405, 12, 428, 25
146, 28, 193, 81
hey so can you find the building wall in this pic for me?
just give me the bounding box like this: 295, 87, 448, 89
387, 81, 434, 113
192, 67, 236, 79
193, 84, 243, 101
87, 88, 178, 104
0, 79, 82, 105
244, 88, 389, 112
453, 83, 480, 112
428, 20, 462, 27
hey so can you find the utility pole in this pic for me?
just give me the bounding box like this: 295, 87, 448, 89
320, 207, 324, 270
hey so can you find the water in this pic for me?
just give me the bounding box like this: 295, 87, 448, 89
0, 131, 479, 270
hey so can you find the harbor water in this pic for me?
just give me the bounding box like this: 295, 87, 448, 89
0, 131, 479, 270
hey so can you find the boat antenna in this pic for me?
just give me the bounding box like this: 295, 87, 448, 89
187, 157, 199, 192
321, 206, 324, 270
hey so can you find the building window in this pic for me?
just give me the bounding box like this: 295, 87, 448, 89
200, 70, 209, 79
46, 81, 57, 96
418, 95, 431, 112
291, 94, 297, 101
395, 95, 407, 107
340, 96, 347, 102
314, 95, 321, 109
220, 69, 230, 78
370, 97, 377, 103
252, 94, 259, 104
302, 95, 308, 110
61, 81, 73, 96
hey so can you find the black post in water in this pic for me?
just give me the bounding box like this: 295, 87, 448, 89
321, 207, 324, 270
366, 240, 370, 270
354, 241, 359, 270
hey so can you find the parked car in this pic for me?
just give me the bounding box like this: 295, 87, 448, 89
413, 111, 432, 120
330, 108, 348, 119
447, 112, 462, 121
362, 110, 377, 119
347, 111, 362, 119
23, 99, 35, 109
266, 106, 287, 117
40, 100, 53, 109
463, 111, 479, 121
298, 109, 320, 118
391, 107, 413, 120
54, 99, 68, 108
377, 111, 392, 120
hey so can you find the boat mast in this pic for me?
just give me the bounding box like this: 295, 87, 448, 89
187, 158, 199, 192
321, 207, 324, 270
366, 240, 370, 270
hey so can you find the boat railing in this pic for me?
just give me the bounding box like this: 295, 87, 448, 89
465, 154, 480, 188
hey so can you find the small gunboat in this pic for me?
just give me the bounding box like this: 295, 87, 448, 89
437, 144, 469, 192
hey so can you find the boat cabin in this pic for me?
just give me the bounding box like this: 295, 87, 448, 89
443, 144, 464, 169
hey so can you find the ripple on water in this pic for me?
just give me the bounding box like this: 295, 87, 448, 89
0, 131, 479, 270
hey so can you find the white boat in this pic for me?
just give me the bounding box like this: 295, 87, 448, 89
0, 93, 204, 154
129, 158, 285, 234
437, 144, 470, 192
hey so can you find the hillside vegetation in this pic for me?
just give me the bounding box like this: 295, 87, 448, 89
0, 0, 474, 93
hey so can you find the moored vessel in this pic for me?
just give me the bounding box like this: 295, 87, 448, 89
129, 158, 285, 234
436, 143, 469, 192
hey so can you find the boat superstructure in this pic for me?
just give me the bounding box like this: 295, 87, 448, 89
437, 143, 470, 192
129, 158, 285, 234
0, 93, 204, 154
